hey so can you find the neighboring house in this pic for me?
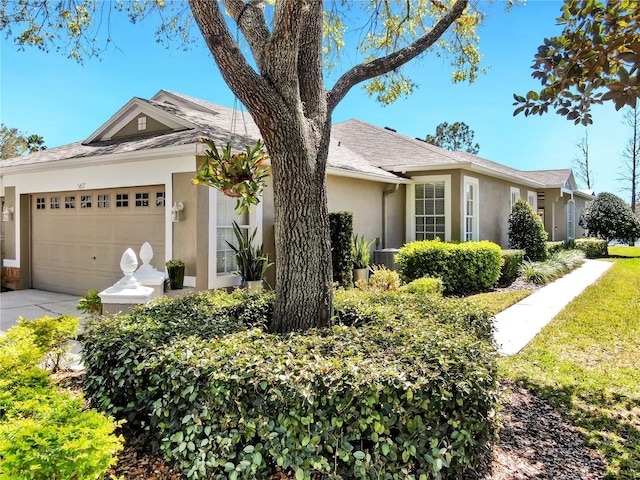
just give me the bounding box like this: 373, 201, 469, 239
0, 90, 592, 295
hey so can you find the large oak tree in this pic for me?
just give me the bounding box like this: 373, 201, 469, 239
2, 0, 488, 332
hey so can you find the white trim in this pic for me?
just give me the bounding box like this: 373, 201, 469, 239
326, 166, 406, 184
406, 175, 451, 243
567, 198, 576, 240
510, 187, 521, 210
527, 190, 538, 211
463, 176, 480, 241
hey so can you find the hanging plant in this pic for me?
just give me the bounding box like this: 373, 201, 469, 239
192, 139, 269, 213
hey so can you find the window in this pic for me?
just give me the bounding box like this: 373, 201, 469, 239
64, 196, 76, 209
527, 191, 537, 211
216, 193, 250, 275
98, 194, 110, 208
81, 195, 92, 208
135, 192, 149, 207
156, 192, 166, 207
116, 193, 129, 208
510, 187, 520, 210
138, 116, 147, 131
567, 199, 576, 240
408, 175, 451, 242
50, 197, 60, 209
36, 197, 46, 210
463, 176, 479, 241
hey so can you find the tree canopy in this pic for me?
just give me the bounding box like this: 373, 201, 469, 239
425, 121, 480, 154
0, 124, 46, 158
579, 191, 640, 243
514, 0, 640, 125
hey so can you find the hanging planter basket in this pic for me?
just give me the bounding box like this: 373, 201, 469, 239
193, 139, 270, 213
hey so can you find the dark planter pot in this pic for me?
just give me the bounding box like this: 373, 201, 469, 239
167, 265, 185, 289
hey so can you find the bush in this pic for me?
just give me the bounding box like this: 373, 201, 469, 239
545, 241, 565, 256
574, 237, 609, 258
17, 315, 78, 372
363, 265, 401, 292
508, 199, 548, 261
330, 211, 355, 287
0, 317, 122, 480
400, 277, 444, 297
519, 250, 586, 285
579, 192, 640, 244
83, 289, 499, 480
395, 239, 502, 295
498, 250, 525, 287
77, 289, 102, 315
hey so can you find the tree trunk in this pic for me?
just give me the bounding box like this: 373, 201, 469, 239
262, 113, 334, 333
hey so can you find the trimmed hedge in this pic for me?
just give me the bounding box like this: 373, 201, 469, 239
498, 250, 525, 287
574, 237, 608, 258
545, 241, 565, 256
0, 316, 122, 480
395, 240, 502, 295
400, 277, 444, 297
83, 289, 499, 480
330, 211, 354, 287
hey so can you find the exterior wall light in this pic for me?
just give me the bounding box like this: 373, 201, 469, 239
2, 205, 14, 222
171, 201, 184, 223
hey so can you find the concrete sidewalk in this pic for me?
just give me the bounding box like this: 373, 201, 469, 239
494, 259, 613, 355
0, 289, 82, 334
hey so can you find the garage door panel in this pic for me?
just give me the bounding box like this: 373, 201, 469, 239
31, 186, 165, 295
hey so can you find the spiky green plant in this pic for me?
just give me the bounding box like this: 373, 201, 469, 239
227, 221, 272, 282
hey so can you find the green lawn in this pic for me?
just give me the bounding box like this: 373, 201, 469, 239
466, 290, 531, 315
499, 251, 640, 479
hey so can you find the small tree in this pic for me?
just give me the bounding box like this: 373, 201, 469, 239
425, 121, 480, 154
508, 199, 548, 261
579, 192, 640, 244
574, 129, 594, 189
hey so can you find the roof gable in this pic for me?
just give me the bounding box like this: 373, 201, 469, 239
84, 97, 197, 144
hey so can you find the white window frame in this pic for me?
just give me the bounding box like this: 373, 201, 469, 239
567, 198, 576, 240
138, 116, 147, 131
406, 175, 451, 243
510, 187, 521, 210
463, 176, 480, 241
527, 190, 538, 211
208, 188, 262, 289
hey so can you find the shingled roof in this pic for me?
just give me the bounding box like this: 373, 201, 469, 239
1, 91, 581, 190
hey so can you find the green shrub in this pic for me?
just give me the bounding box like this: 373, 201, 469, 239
579, 192, 640, 244
77, 289, 102, 315
574, 237, 609, 258
17, 315, 78, 372
498, 250, 525, 287
365, 265, 401, 292
83, 289, 499, 480
519, 250, 586, 285
0, 317, 123, 480
395, 239, 502, 295
545, 241, 565, 256
400, 277, 444, 297
330, 211, 354, 287
508, 199, 548, 261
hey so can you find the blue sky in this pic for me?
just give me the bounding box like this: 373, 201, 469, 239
0, 1, 634, 201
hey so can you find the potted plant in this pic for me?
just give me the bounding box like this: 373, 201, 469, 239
352, 234, 374, 283
166, 258, 185, 290
227, 221, 272, 292
193, 139, 269, 214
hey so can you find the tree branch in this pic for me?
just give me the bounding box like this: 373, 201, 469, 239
188, 0, 273, 114
220, 0, 271, 72
327, 0, 468, 114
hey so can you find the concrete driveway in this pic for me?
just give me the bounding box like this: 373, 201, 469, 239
0, 289, 82, 334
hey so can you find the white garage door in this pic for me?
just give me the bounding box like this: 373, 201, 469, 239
31, 186, 165, 295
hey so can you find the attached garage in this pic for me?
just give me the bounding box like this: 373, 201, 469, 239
31, 185, 166, 295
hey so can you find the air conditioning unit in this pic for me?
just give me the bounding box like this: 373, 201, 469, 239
372, 249, 400, 271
